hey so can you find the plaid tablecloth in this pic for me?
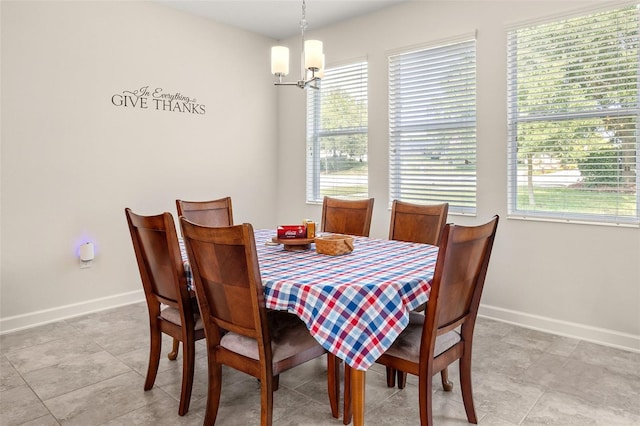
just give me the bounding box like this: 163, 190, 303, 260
181, 229, 438, 371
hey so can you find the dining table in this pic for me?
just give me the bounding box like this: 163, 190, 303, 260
181, 228, 438, 425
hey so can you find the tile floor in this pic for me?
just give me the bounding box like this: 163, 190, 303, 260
1, 302, 639, 425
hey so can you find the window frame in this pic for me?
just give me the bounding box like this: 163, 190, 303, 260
306, 61, 369, 203
506, 4, 640, 226
388, 37, 478, 215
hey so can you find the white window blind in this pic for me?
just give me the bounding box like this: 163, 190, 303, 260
389, 39, 477, 214
307, 61, 368, 203
507, 5, 639, 225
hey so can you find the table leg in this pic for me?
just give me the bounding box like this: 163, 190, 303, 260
343, 365, 351, 424
352, 369, 365, 426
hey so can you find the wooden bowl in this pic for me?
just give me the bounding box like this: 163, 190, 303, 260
271, 237, 314, 251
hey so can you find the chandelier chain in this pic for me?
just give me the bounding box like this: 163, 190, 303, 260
300, 0, 308, 31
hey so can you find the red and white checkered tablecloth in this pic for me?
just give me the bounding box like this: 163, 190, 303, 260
182, 229, 438, 371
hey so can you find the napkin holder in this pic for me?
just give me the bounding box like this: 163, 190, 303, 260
277, 225, 307, 239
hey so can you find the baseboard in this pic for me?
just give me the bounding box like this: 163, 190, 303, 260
479, 304, 640, 353
0, 290, 145, 335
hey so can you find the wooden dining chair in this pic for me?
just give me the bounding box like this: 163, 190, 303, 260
176, 196, 233, 227
124, 208, 205, 416
179, 219, 341, 425
320, 196, 374, 237
389, 200, 449, 246
173, 196, 234, 358
386, 200, 449, 388
344, 216, 499, 426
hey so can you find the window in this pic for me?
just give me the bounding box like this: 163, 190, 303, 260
306, 61, 368, 203
389, 39, 477, 214
507, 5, 639, 225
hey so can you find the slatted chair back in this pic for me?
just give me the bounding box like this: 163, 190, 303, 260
320, 196, 374, 237
176, 196, 233, 227
389, 200, 449, 246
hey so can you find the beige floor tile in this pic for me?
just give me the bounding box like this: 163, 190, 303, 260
0, 385, 50, 426
4, 335, 103, 374
115, 335, 192, 376
522, 391, 640, 425
478, 413, 519, 425
470, 370, 545, 424
15, 414, 61, 426
570, 340, 640, 379
0, 322, 80, 354
23, 350, 132, 400
0, 355, 26, 392
102, 399, 203, 425
43, 371, 171, 426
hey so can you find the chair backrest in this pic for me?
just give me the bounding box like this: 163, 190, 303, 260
125, 208, 193, 314
388, 201, 449, 246
179, 219, 270, 350
176, 197, 233, 227
320, 196, 374, 237
423, 216, 499, 353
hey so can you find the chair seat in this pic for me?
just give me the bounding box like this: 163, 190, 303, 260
161, 307, 204, 330
221, 312, 322, 363
385, 312, 461, 363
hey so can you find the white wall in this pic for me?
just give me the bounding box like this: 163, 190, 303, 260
276, 1, 640, 351
0, 1, 279, 329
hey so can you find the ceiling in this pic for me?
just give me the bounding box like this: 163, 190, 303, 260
158, 0, 408, 40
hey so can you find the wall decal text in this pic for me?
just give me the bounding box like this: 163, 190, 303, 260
111, 86, 206, 115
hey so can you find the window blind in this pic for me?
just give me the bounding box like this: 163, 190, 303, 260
389, 40, 477, 214
307, 61, 368, 203
507, 5, 639, 225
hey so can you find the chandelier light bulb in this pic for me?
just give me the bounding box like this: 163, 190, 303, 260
271, 46, 290, 76
304, 40, 323, 71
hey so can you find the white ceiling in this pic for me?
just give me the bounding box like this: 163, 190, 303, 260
158, 0, 407, 40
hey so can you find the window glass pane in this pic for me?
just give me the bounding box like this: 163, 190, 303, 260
389, 40, 477, 214
507, 5, 639, 225
307, 62, 368, 202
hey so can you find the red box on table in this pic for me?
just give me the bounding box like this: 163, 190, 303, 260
277, 225, 307, 239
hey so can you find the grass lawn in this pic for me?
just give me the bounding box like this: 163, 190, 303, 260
517, 186, 637, 216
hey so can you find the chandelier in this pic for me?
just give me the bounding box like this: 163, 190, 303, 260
270, 0, 324, 89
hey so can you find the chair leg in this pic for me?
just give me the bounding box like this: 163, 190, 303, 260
386, 367, 408, 389
397, 369, 407, 389
144, 326, 162, 391
385, 366, 396, 388
259, 372, 274, 426
168, 338, 179, 360
343, 364, 352, 425
418, 373, 434, 426
459, 352, 478, 424
178, 337, 195, 416
327, 354, 340, 418
441, 366, 454, 391
257, 376, 280, 392
203, 359, 222, 426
